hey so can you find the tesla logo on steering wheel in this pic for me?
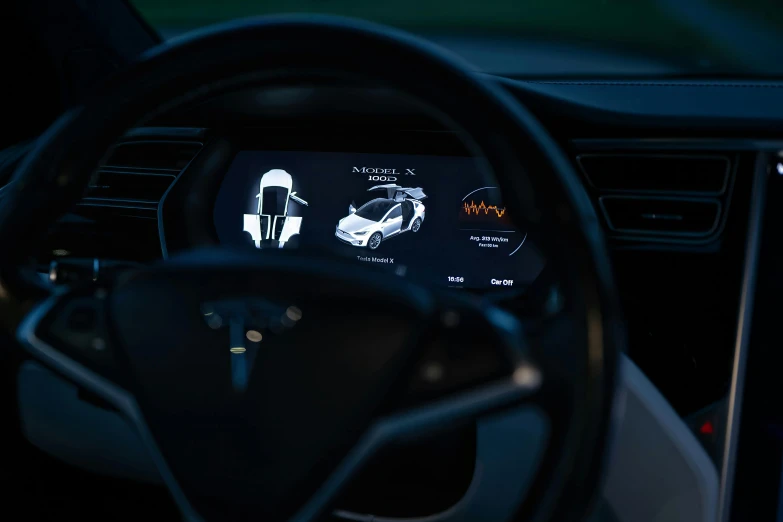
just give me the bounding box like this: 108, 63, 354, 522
199, 298, 303, 391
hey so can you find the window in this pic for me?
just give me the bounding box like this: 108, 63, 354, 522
356, 199, 394, 222
130, 0, 783, 77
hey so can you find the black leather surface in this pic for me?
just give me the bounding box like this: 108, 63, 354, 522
503, 78, 783, 131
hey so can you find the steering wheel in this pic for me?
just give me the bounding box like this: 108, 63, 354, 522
0, 16, 622, 522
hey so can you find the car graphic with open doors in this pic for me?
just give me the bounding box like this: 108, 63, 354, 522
335, 184, 426, 250
243, 169, 308, 248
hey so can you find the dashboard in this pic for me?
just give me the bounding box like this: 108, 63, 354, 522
43, 80, 769, 421
51, 81, 762, 424
22, 73, 783, 522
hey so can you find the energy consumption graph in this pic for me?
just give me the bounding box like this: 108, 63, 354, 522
459, 186, 526, 257
462, 200, 507, 218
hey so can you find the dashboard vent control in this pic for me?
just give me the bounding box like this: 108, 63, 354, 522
578, 154, 729, 194
600, 196, 720, 236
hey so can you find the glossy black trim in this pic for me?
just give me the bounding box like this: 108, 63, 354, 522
719, 153, 769, 521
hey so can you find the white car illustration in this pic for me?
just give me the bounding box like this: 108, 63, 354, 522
335, 184, 426, 250
243, 169, 308, 248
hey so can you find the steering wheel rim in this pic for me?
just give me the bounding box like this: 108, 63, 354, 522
0, 15, 622, 522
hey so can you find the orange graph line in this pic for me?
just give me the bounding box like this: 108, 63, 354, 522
462, 200, 506, 218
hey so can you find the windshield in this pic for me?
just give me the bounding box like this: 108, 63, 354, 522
131, 0, 783, 77
355, 199, 395, 222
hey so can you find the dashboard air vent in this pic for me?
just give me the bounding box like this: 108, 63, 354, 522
44, 130, 205, 265
599, 196, 720, 237
84, 141, 202, 204
577, 154, 729, 195
572, 147, 736, 243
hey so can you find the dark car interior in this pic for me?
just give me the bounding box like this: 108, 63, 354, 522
0, 1, 781, 521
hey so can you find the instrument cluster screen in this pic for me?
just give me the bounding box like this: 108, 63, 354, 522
213, 151, 545, 289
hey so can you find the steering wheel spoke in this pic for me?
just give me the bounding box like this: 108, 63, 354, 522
18, 287, 126, 387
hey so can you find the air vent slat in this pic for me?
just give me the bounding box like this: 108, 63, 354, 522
84, 139, 202, 206
104, 141, 202, 171
578, 154, 729, 194
98, 166, 179, 175
87, 171, 176, 202
600, 196, 720, 237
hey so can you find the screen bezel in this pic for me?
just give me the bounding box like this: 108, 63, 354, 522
729, 155, 783, 521
159, 126, 547, 297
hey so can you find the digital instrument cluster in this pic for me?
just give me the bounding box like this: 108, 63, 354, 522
213, 150, 545, 289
